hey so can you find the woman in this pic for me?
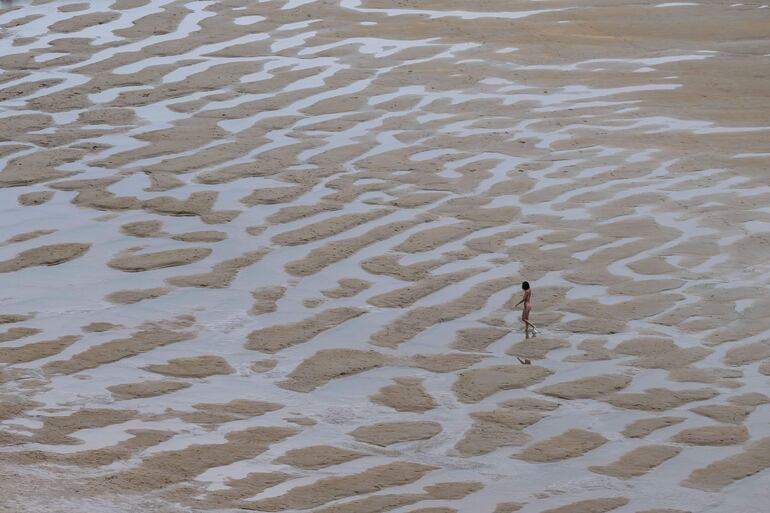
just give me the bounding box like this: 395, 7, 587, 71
515, 281, 537, 338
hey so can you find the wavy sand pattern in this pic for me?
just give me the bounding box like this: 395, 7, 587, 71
1, 0, 769, 512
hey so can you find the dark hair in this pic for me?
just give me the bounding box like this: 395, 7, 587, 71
522, 281, 530, 290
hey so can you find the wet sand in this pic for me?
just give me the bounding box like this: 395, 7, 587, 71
1, 0, 769, 512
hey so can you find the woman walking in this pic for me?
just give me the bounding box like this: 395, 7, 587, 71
515, 281, 537, 338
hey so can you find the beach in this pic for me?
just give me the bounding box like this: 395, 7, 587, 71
1, 0, 770, 512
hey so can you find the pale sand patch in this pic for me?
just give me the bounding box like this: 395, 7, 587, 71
538, 374, 632, 400
589, 445, 681, 479
371, 277, 516, 348
388, 191, 449, 208
493, 503, 525, 513
72, 187, 141, 211
627, 257, 679, 276
499, 398, 561, 412
0, 335, 80, 364
175, 400, 282, 426
0, 430, 173, 467
671, 425, 749, 446
144, 171, 185, 192
723, 341, 770, 366
539, 498, 629, 513
321, 278, 371, 299
0, 314, 33, 324
515, 429, 608, 463
2, 230, 58, 245
29, 408, 138, 445
246, 226, 267, 237
452, 327, 508, 352
453, 365, 552, 403
455, 408, 544, 456
108, 247, 212, 272
108, 380, 191, 400
615, 337, 712, 369
0, 398, 39, 422
48, 176, 123, 191
271, 209, 392, 246
44, 328, 194, 375
394, 222, 486, 253
17, 191, 53, 206
557, 317, 628, 336
251, 359, 277, 373
564, 339, 617, 362
105, 287, 172, 304
308, 481, 481, 513
608, 279, 685, 296
246, 307, 366, 353
372, 378, 436, 413
170, 231, 227, 243
274, 445, 366, 470
241, 185, 308, 207
729, 393, 769, 407
142, 192, 218, 217
77, 107, 135, 125
98, 427, 298, 492
166, 250, 266, 288
410, 353, 485, 373
250, 286, 286, 315
635, 510, 691, 513
350, 421, 442, 447
49, 11, 120, 33
0, 327, 42, 342
1, 430, 30, 446
121, 220, 164, 238
361, 254, 446, 281
463, 228, 520, 255
622, 417, 686, 438
145, 355, 234, 378
144, 317, 197, 332
279, 349, 386, 392
285, 416, 316, 427
189, 472, 295, 508
303, 298, 324, 308
144, 191, 240, 224
81, 322, 121, 333
667, 367, 743, 388
0, 243, 90, 273
368, 268, 484, 308
605, 388, 718, 411
0, 80, 60, 106
242, 462, 437, 511
266, 202, 341, 224
683, 436, 770, 491
689, 404, 753, 424
507, 336, 570, 360
561, 294, 683, 333
285, 218, 430, 276
0, 148, 82, 186
760, 360, 770, 376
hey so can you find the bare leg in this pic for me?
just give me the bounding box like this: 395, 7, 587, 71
522, 312, 530, 338
523, 308, 537, 336
524, 319, 537, 332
